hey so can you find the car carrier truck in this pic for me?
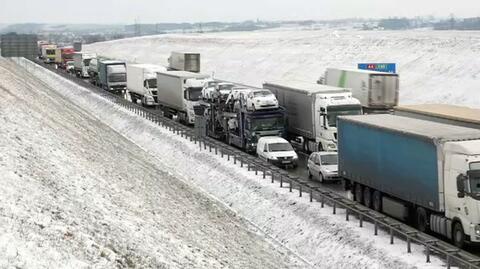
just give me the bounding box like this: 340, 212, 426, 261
395, 104, 480, 130
264, 80, 362, 152
127, 64, 166, 106
322, 68, 399, 112
157, 71, 210, 124
338, 114, 480, 248
199, 87, 287, 153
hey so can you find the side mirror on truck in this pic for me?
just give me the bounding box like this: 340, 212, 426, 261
457, 174, 467, 198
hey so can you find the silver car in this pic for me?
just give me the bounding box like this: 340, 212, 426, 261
307, 151, 340, 183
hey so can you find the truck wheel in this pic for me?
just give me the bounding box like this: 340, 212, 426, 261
372, 191, 382, 212
130, 94, 137, 104
363, 187, 372, 208
453, 222, 465, 248
354, 184, 363, 204
416, 207, 429, 233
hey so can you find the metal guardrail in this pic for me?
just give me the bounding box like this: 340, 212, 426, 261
23, 58, 480, 269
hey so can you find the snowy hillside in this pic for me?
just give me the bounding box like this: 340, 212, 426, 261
86, 29, 480, 108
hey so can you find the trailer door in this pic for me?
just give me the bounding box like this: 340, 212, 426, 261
369, 75, 399, 108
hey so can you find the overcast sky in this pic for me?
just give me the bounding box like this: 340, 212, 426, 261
1, 0, 479, 24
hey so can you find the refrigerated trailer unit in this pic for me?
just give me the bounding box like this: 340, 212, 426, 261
395, 104, 480, 130
338, 114, 480, 247
323, 68, 399, 112
156, 71, 210, 124
168, 52, 201, 73
264, 80, 362, 152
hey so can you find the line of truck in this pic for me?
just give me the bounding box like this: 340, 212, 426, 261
36, 42, 480, 248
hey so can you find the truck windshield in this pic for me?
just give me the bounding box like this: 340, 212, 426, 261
187, 88, 203, 101
326, 105, 363, 127
251, 116, 284, 131
83, 59, 91, 66
145, 79, 157, 89
108, 73, 126, 83
269, 143, 293, 152
469, 162, 480, 194
321, 154, 338, 165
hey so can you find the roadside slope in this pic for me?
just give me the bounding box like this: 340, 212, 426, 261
0, 58, 306, 268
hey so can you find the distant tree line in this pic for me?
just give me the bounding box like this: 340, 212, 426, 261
434, 17, 480, 30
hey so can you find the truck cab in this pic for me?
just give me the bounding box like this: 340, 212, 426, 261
445, 141, 480, 247
315, 93, 362, 151
183, 77, 207, 124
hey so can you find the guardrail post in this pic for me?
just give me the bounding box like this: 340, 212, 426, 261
221, 149, 224, 158
426, 244, 430, 263
248, 161, 251, 171
374, 221, 378, 236
333, 201, 336, 214
240, 156, 244, 167
390, 228, 394, 244
310, 188, 313, 202
234, 155, 237, 165
280, 174, 283, 187
299, 184, 302, 197
214, 145, 218, 155
446, 255, 450, 269
346, 209, 349, 221
407, 237, 411, 253
359, 215, 363, 227
321, 196, 325, 208
289, 178, 293, 192
263, 167, 266, 179
254, 164, 258, 175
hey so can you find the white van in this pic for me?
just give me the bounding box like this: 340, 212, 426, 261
257, 136, 298, 167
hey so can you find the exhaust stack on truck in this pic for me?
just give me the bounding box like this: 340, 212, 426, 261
323, 68, 399, 112
338, 114, 480, 248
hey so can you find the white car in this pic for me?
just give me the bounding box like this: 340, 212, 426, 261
66, 61, 75, 73
257, 136, 298, 167
307, 151, 340, 183
245, 89, 279, 111
202, 80, 219, 101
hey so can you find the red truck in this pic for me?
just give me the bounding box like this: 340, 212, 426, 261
54, 47, 75, 69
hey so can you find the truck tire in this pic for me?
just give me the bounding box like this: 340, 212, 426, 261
416, 207, 429, 233
363, 187, 372, 208
453, 222, 465, 248
130, 94, 137, 104
372, 190, 382, 212
354, 184, 363, 204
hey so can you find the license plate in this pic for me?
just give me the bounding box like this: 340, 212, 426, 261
282, 161, 290, 164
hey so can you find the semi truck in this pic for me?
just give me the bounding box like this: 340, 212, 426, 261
156, 71, 210, 124
54, 47, 75, 69
322, 68, 399, 112
168, 52, 201, 73
96, 60, 127, 93
395, 104, 480, 130
73, 52, 96, 78
264, 80, 362, 152
41, 44, 57, 63
200, 87, 287, 153
337, 114, 480, 248
127, 64, 166, 106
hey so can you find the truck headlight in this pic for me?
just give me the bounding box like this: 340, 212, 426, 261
475, 224, 480, 235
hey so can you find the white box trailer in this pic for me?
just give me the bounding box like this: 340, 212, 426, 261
127, 64, 166, 106
157, 71, 210, 124
73, 52, 96, 78
168, 52, 201, 73
264, 80, 362, 152
324, 68, 399, 111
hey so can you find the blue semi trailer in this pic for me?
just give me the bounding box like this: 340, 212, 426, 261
338, 114, 480, 248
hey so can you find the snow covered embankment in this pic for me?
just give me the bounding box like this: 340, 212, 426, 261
18, 58, 446, 268
0, 57, 306, 268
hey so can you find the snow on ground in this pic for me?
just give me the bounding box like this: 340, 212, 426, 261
9, 58, 449, 268
86, 29, 480, 108
0, 58, 308, 268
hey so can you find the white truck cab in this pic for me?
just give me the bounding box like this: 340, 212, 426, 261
257, 136, 298, 167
